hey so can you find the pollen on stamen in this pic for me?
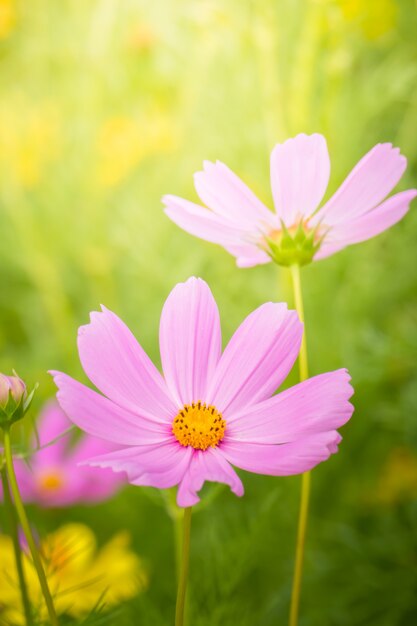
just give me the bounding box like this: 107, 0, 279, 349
172, 401, 226, 451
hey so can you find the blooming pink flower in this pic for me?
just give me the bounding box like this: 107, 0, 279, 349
163, 134, 416, 267
0, 401, 125, 507
50, 277, 354, 507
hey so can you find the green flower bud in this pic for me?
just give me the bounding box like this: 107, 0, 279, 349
0, 372, 37, 429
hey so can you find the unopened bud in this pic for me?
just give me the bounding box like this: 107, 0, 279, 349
0, 372, 36, 429
0, 374, 26, 407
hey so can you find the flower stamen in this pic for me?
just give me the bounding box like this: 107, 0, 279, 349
172, 402, 226, 450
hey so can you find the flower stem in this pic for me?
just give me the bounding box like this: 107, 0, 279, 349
288, 264, 311, 626
1, 466, 34, 626
174, 508, 183, 581
2, 427, 59, 626
175, 506, 192, 626
289, 264, 308, 381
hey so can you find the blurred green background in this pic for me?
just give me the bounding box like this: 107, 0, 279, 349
1, 0, 417, 624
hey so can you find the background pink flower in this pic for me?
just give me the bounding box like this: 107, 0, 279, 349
0, 401, 126, 507
51, 277, 354, 507
163, 134, 416, 267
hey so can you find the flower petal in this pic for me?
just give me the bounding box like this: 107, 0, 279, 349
321, 189, 417, 249
163, 195, 249, 246
226, 369, 353, 443
270, 133, 330, 225
313, 241, 347, 261
51, 372, 171, 445
31, 401, 72, 464
313, 143, 407, 225
86, 441, 192, 490
207, 303, 302, 415
68, 435, 127, 502
176, 448, 244, 507
194, 160, 275, 227
159, 278, 221, 406
224, 243, 271, 268
6, 461, 34, 502
220, 431, 342, 476
78, 306, 175, 422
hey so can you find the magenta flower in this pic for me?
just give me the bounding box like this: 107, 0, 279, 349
1, 401, 125, 507
163, 134, 416, 267
51, 277, 354, 507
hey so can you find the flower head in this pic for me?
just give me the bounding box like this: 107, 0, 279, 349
0, 401, 126, 507
0, 373, 26, 407
0, 372, 36, 428
0, 523, 147, 623
163, 134, 416, 267
51, 277, 354, 507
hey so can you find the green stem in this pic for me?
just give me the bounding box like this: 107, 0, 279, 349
288, 264, 311, 626
289, 264, 308, 381
174, 509, 183, 581
1, 467, 34, 626
175, 507, 192, 626
3, 428, 59, 626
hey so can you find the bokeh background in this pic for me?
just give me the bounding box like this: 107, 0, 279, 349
1, 0, 417, 624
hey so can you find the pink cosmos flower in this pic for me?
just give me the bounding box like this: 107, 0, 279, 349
0, 401, 125, 507
50, 277, 354, 507
163, 134, 416, 267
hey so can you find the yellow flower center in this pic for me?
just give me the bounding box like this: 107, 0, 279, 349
172, 401, 226, 451
38, 470, 64, 492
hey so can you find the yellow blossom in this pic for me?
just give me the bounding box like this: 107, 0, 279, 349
95, 113, 179, 188
0, 0, 16, 39
0, 102, 61, 188
0, 523, 147, 623
127, 22, 157, 53
338, 0, 397, 40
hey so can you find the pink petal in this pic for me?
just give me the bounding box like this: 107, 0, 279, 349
226, 369, 353, 443
4, 460, 34, 502
313, 241, 347, 261
224, 243, 271, 268
177, 448, 244, 507
163, 195, 250, 246
322, 189, 417, 249
51, 372, 172, 445
159, 278, 221, 406
86, 440, 192, 490
68, 435, 126, 502
327, 432, 342, 454
313, 143, 407, 226
220, 431, 342, 476
64, 471, 123, 505
78, 306, 175, 422
31, 401, 72, 465
194, 160, 276, 227
270, 133, 330, 225
236, 254, 270, 268
206, 303, 302, 415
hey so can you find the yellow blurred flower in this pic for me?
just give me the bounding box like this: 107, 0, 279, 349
0, 102, 61, 188
95, 113, 178, 188
337, 0, 397, 40
373, 447, 417, 506
127, 22, 157, 53
0, 523, 147, 623
0, 0, 16, 39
